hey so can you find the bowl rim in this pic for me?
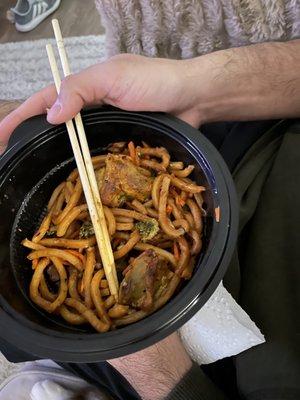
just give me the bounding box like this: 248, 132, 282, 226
0, 108, 238, 361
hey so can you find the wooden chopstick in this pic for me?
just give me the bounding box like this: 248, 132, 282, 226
51, 19, 118, 291
51, 19, 118, 298
46, 43, 119, 299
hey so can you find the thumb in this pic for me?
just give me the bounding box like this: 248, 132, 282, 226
46, 75, 86, 124
46, 65, 108, 124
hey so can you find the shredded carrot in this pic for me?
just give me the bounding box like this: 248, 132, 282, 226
79, 278, 84, 294
128, 141, 139, 165
179, 198, 186, 207
32, 259, 38, 270
166, 205, 173, 214
173, 242, 180, 260
215, 206, 220, 223
67, 250, 85, 263
175, 195, 186, 208
180, 191, 188, 201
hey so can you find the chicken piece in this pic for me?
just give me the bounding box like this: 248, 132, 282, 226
119, 249, 172, 311
100, 154, 152, 207
96, 167, 106, 191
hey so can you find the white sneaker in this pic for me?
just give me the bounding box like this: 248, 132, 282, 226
11, 0, 61, 33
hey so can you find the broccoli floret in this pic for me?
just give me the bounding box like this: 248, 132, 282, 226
79, 221, 94, 238
118, 192, 134, 205
135, 219, 159, 242
118, 193, 128, 205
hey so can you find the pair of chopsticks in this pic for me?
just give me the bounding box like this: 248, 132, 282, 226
47, 19, 119, 299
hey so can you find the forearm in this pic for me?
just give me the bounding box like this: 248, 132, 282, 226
184, 40, 300, 124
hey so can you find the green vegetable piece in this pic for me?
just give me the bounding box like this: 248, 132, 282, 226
79, 221, 94, 238
135, 218, 159, 242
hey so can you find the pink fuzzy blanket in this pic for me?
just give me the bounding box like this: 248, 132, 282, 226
95, 0, 300, 58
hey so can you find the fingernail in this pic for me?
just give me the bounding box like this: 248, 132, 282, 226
47, 100, 62, 122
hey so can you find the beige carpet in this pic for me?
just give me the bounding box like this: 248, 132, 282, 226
0, 353, 21, 383
0, 34, 106, 100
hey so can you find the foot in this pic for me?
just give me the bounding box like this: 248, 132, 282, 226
11, 0, 61, 32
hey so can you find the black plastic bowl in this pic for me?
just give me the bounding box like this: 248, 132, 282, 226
0, 108, 238, 361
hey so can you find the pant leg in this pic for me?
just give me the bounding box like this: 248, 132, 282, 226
201, 119, 299, 399
201, 120, 280, 171
203, 120, 300, 400
233, 122, 300, 399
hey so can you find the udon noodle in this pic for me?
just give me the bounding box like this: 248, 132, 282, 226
22, 141, 205, 332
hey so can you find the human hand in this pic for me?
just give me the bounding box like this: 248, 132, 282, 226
108, 333, 192, 400
0, 54, 205, 155
2, 40, 299, 155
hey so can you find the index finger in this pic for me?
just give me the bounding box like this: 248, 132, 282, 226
0, 84, 57, 154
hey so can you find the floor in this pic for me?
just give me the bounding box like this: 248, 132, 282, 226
0, 0, 105, 44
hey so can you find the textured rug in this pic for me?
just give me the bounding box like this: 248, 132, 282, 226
0, 35, 107, 101
0, 352, 21, 384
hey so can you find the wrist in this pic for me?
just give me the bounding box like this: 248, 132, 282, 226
182, 41, 300, 124
181, 49, 252, 124
109, 333, 192, 400
182, 46, 268, 125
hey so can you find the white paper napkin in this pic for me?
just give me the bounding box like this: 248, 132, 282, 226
179, 282, 265, 364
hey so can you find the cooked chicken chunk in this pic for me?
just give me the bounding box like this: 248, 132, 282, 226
100, 154, 152, 207
119, 249, 172, 311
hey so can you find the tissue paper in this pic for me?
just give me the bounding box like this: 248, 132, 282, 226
179, 282, 265, 364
